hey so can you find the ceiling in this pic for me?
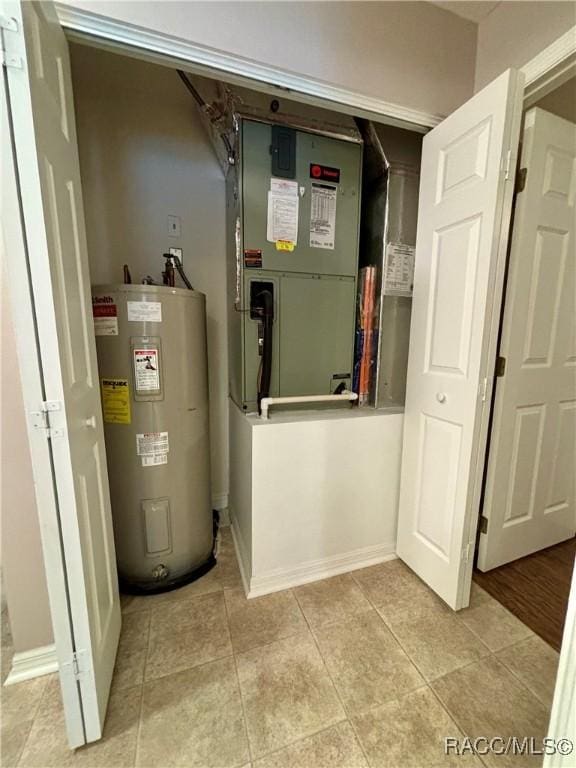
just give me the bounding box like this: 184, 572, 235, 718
430, 1, 501, 23
534, 76, 576, 124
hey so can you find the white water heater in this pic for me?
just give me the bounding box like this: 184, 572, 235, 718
92, 284, 213, 592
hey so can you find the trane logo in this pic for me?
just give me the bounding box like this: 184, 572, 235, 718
310, 164, 340, 183
93, 295, 114, 304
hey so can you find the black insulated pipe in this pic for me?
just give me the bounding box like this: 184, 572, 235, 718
258, 289, 274, 412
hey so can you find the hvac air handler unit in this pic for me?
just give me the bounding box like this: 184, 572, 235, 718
92, 284, 214, 593
227, 118, 363, 412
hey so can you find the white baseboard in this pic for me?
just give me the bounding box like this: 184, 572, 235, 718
4, 644, 58, 686
212, 493, 229, 512
230, 518, 251, 596
246, 542, 397, 598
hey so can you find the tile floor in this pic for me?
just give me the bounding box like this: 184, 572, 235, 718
1, 527, 559, 768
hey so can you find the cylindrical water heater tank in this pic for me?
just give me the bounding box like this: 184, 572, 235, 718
92, 284, 214, 592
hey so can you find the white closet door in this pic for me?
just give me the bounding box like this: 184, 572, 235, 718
396, 69, 524, 610
478, 108, 576, 571
1, 0, 120, 746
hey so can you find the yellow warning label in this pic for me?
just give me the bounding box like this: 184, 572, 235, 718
276, 240, 295, 252
101, 378, 131, 424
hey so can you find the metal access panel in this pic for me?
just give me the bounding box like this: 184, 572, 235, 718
229, 117, 362, 411
242, 120, 361, 275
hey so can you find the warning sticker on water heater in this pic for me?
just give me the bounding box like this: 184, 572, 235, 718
127, 301, 162, 323
133, 349, 160, 392
310, 183, 337, 250
136, 431, 169, 456
101, 378, 131, 424
142, 454, 168, 467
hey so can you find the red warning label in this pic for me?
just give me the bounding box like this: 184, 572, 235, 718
92, 296, 118, 335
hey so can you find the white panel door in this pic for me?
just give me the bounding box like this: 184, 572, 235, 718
478, 108, 576, 571
1, 0, 120, 746
397, 69, 524, 610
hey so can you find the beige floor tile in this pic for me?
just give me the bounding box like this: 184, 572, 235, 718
137, 656, 249, 768
293, 574, 371, 628
459, 594, 533, 652
253, 722, 368, 768
236, 630, 345, 758
432, 656, 550, 768
120, 571, 222, 615
225, 588, 307, 653
145, 591, 232, 680
1, 720, 33, 767
496, 635, 560, 708
112, 611, 151, 691
381, 600, 490, 682
0, 674, 48, 727
352, 559, 441, 616
313, 610, 425, 714
18, 679, 141, 767
352, 687, 481, 768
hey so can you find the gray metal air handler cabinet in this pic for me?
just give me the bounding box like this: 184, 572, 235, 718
227, 118, 363, 412
92, 284, 213, 592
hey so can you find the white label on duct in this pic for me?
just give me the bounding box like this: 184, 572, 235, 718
142, 454, 168, 467
127, 301, 162, 323
309, 183, 337, 249
136, 431, 169, 456
266, 179, 299, 244
383, 243, 415, 296
133, 348, 160, 392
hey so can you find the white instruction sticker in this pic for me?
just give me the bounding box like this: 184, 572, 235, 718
142, 454, 168, 467
94, 317, 118, 336
267, 178, 299, 245
133, 349, 160, 392
270, 178, 298, 197
383, 243, 415, 296
136, 431, 169, 456
310, 183, 337, 249
127, 301, 162, 323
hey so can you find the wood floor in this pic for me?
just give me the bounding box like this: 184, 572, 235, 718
474, 537, 576, 652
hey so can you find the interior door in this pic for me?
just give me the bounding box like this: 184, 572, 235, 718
1, 0, 120, 746
477, 108, 576, 571
396, 69, 524, 610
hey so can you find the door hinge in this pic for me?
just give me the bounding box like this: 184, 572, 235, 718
0, 15, 22, 69
62, 650, 90, 682
479, 515, 488, 534
515, 167, 528, 194
1, 52, 22, 69
0, 15, 18, 32
495, 356, 506, 377
29, 401, 64, 438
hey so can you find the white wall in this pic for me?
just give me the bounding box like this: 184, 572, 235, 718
59, 0, 478, 118
1, 275, 54, 652
475, 1, 575, 91
70, 43, 229, 504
